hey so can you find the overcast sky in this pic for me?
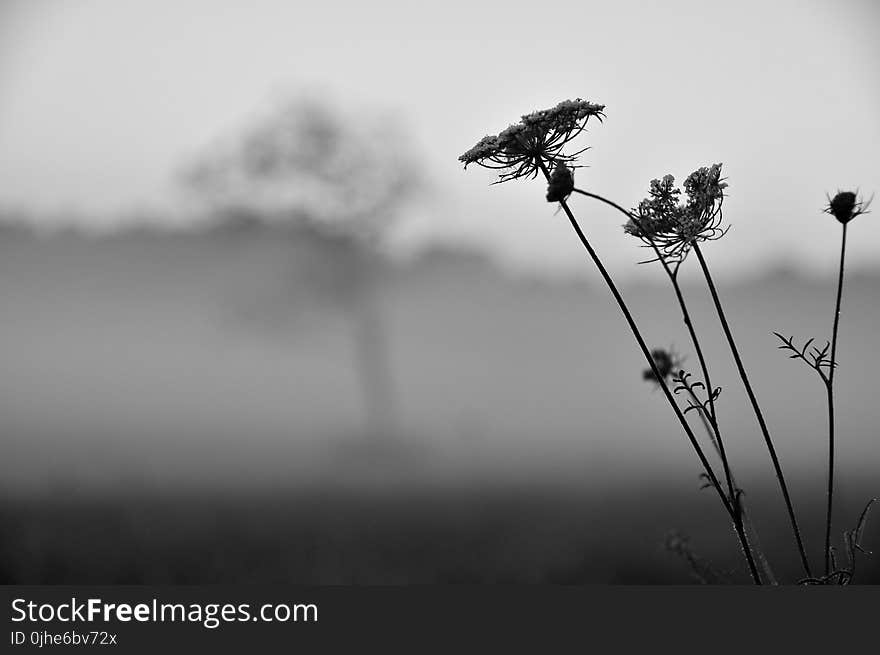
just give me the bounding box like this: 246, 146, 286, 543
0, 0, 877, 279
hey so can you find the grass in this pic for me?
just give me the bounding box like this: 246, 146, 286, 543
2, 477, 878, 585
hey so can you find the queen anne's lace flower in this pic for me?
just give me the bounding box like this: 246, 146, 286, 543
459, 135, 501, 167
459, 99, 605, 184
625, 164, 729, 263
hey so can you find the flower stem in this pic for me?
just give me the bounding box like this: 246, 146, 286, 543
543, 172, 760, 583
824, 221, 848, 576
692, 241, 812, 579
571, 187, 763, 582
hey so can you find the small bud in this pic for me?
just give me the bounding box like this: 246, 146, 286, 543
651, 348, 674, 378
642, 347, 682, 384
826, 191, 860, 224
545, 163, 574, 202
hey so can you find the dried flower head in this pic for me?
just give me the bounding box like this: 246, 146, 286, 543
545, 162, 574, 202
624, 175, 682, 239
459, 99, 605, 184
824, 190, 872, 224
625, 164, 729, 264
643, 347, 684, 384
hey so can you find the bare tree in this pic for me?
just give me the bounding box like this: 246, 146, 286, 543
183, 95, 420, 443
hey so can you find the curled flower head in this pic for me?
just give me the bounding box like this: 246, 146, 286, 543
824, 190, 872, 224
684, 165, 727, 212
625, 163, 729, 264
459, 98, 605, 184
643, 347, 684, 384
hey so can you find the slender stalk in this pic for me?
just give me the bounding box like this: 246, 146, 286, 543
693, 241, 812, 578
686, 386, 778, 584
543, 170, 761, 583
571, 188, 762, 580
685, 387, 716, 450
824, 222, 848, 575
572, 192, 729, 471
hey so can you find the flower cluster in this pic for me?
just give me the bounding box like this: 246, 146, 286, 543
459, 99, 605, 184
625, 164, 728, 263
625, 175, 682, 239
824, 190, 872, 224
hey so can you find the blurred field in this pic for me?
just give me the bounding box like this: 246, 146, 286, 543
1, 479, 877, 584
0, 218, 877, 583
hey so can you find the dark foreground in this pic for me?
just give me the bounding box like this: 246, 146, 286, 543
2, 477, 877, 585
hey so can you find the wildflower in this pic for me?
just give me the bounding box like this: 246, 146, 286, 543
643, 347, 684, 384
459, 99, 605, 183
459, 135, 500, 167
625, 164, 729, 263
824, 190, 872, 224
625, 175, 683, 239
545, 162, 574, 202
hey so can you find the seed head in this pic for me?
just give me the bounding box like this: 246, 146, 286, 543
824, 190, 871, 224
459, 98, 605, 184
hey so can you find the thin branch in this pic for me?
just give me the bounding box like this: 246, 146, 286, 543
693, 241, 812, 579
559, 182, 760, 583
571, 187, 762, 582
824, 222, 849, 576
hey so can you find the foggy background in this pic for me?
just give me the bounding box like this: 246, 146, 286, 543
0, 0, 877, 583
